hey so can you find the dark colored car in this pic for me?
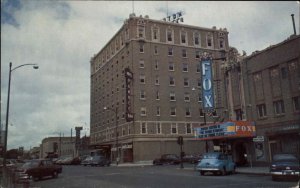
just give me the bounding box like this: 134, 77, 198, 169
81, 156, 93, 166
91, 156, 111, 167
153, 154, 180, 165
182, 154, 202, 164
19, 159, 62, 181
270, 153, 300, 181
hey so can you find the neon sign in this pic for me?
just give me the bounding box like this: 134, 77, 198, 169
201, 58, 214, 112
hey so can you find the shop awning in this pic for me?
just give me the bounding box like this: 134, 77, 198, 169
194, 121, 256, 141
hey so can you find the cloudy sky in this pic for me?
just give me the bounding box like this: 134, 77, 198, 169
1, 1, 299, 150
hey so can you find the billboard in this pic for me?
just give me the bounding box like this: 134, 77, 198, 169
201, 58, 214, 112
194, 121, 256, 140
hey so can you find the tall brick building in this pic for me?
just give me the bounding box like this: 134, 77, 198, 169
90, 14, 229, 162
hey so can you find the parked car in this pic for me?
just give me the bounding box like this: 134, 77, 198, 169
18, 159, 62, 181
81, 156, 93, 166
270, 153, 300, 181
91, 156, 111, 167
153, 154, 180, 165
196, 152, 236, 176
182, 154, 202, 164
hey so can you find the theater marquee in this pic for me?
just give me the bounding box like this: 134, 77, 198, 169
194, 121, 256, 140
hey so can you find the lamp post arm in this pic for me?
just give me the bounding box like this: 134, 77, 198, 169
11, 63, 38, 72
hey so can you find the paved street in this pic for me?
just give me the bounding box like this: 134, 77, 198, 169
30, 165, 299, 188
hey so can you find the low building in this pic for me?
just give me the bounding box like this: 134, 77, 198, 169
40, 137, 75, 158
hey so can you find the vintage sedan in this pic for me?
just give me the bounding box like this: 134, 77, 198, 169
153, 154, 180, 165
19, 159, 62, 181
91, 156, 111, 167
196, 152, 236, 176
270, 153, 300, 181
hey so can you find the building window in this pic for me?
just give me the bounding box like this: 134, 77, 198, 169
195, 50, 200, 59
167, 29, 173, 42
257, 104, 267, 118
156, 122, 161, 134
169, 62, 175, 71
168, 47, 173, 56
140, 43, 144, 53
170, 92, 176, 101
181, 31, 187, 44
171, 123, 177, 134
154, 46, 158, 55
141, 122, 147, 134
182, 63, 188, 72
292, 96, 300, 112
186, 123, 192, 134
155, 76, 160, 85
141, 107, 147, 116
273, 100, 285, 115
140, 90, 146, 100
235, 109, 243, 120
194, 32, 200, 46
138, 26, 145, 38
185, 107, 191, 116
140, 74, 145, 84
183, 78, 189, 87
169, 76, 175, 86
139, 59, 145, 68
155, 60, 159, 70
184, 92, 190, 102
156, 91, 160, 100
197, 78, 201, 88
219, 39, 224, 49
156, 106, 160, 116
182, 49, 187, 58
196, 63, 201, 73
152, 27, 159, 41
281, 67, 287, 79
170, 107, 176, 116
207, 33, 213, 48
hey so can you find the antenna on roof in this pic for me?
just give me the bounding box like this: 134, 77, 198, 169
132, 0, 135, 14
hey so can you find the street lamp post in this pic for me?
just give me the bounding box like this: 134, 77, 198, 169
3, 62, 38, 167
104, 106, 119, 165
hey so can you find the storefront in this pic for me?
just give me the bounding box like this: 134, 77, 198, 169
194, 121, 256, 166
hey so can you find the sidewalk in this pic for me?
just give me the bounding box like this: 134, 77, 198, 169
112, 162, 270, 176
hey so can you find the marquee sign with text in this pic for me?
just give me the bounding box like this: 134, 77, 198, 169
194, 121, 256, 140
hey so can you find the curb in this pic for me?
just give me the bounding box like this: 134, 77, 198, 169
236, 171, 270, 176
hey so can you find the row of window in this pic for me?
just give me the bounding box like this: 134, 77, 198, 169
140, 122, 192, 134
92, 122, 194, 142
140, 75, 202, 87
140, 90, 202, 102
139, 59, 202, 72
256, 96, 300, 118
140, 106, 214, 117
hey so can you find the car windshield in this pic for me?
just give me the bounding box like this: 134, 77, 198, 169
203, 153, 219, 159
273, 154, 298, 161
22, 160, 40, 168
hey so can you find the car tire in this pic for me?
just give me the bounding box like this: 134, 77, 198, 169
272, 175, 278, 181
221, 167, 227, 176
200, 171, 205, 176
232, 166, 236, 174
53, 171, 58, 178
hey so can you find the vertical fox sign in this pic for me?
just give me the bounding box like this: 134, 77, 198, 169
201, 58, 214, 112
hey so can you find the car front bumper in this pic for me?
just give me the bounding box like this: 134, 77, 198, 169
197, 167, 221, 171
270, 171, 300, 176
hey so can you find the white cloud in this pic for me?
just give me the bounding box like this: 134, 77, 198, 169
1, 1, 299, 150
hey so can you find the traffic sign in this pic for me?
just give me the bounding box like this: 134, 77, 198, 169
253, 136, 264, 142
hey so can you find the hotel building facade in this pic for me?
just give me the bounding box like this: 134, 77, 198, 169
90, 14, 230, 163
